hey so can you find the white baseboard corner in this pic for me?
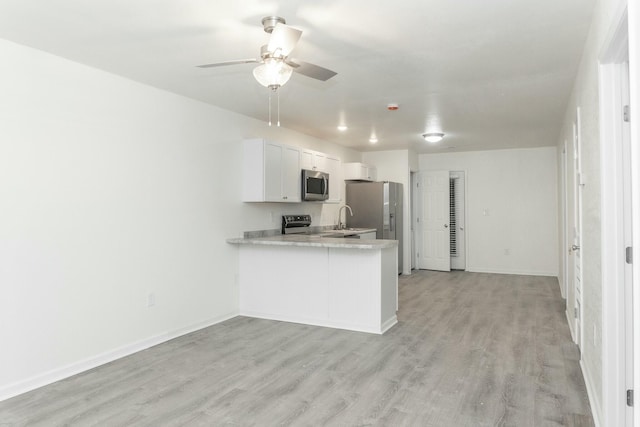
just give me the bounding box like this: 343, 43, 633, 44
580, 360, 603, 427
0, 311, 239, 403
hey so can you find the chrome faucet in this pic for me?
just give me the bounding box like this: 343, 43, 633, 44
337, 205, 353, 229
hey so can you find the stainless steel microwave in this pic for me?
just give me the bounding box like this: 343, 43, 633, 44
302, 169, 329, 201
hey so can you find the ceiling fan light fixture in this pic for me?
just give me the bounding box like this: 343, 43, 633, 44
253, 58, 293, 89
422, 132, 445, 143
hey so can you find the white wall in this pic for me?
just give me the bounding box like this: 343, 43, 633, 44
555, 0, 629, 423
0, 38, 360, 400
419, 147, 558, 276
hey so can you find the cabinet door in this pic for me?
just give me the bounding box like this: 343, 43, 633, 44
358, 231, 377, 239
313, 152, 327, 172
365, 165, 377, 181
264, 142, 283, 201
326, 156, 342, 203
281, 145, 301, 202
300, 150, 314, 171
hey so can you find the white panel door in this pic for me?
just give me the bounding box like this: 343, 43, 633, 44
419, 171, 451, 271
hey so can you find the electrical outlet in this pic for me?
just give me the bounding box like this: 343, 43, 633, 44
147, 292, 156, 308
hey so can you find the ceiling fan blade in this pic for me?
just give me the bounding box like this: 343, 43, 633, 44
288, 60, 337, 81
268, 23, 302, 57
196, 59, 259, 68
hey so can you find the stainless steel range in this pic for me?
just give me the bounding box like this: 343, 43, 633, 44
281, 214, 312, 235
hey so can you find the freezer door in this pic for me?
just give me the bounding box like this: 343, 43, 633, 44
382, 182, 391, 239
392, 183, 403, 273
346, 182, 384, 238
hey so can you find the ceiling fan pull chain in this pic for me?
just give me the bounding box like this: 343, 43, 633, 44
268, 89, 272, 127
277, 89, 281, 127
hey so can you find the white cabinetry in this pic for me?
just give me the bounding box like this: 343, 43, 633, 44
301, 149, 327, 173
325, 156, 342, 203
344, 162, 377, 181
358, 231, 377, 239
301, 148, 342, 203
243, 139, 301, 203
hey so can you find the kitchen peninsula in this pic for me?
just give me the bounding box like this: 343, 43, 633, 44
227, 235, 398, 334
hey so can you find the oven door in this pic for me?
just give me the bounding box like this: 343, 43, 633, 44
302, 170, 329, 201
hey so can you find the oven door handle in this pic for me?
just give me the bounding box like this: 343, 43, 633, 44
323, 176, 329, 198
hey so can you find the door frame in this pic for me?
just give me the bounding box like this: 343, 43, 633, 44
599, 5, 633, 426
561, 141, 569, 299
572, 113, 584, 351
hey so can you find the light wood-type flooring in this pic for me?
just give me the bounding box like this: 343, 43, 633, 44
0, 271, 594, 426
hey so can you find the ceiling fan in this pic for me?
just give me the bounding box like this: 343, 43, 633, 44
197, 16, 337, 90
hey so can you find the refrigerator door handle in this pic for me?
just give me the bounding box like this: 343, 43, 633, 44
390, 212, 395, 232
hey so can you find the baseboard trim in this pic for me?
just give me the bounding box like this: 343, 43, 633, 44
580, 359, 603, 427
566, 310, 577, 343
239, 310, 393, 335
0, 311, 239, 402
466, 267, 558, 277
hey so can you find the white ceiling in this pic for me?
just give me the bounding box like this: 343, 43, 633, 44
0, 1, 594, 153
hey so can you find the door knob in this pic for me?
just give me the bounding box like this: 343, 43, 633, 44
444, 224, 449, 228
570, 244, 580, 252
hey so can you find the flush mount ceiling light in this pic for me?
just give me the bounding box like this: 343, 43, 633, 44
369, 136, 378, 144
422, 132, 445, 143
337, 125, 348, 132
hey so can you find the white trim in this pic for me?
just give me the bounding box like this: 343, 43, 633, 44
0, 311, 239, 402
599, 6, 632, 427
239, 310, 396, 335
629, 2, 640, 427
582, 359, 604, 427
599, 60, 629, 427
466, 267, 558, 277
567, 310, 577, 343
561, 142, 569, 299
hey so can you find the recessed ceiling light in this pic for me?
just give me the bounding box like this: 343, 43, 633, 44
337, 125, 348, 131
369, 136, 378, 144
422, 132, 445, 143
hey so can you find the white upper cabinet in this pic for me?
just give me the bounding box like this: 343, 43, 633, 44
243, 139, 301, 203
343, 162, 377, 181
301, 149, 327, 172
325, 156, 342, 203
243, 139, 341, 203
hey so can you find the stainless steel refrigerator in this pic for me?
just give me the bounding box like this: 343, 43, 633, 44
346, 181, 403, 274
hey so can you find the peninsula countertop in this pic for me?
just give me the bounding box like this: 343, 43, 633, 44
226, 234, 398, 250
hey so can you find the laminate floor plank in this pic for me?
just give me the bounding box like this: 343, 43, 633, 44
0, 271, 594, 426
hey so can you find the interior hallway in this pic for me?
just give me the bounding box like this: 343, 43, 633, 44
0, 271, 593, 426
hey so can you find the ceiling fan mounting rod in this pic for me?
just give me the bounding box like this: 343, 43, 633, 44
261, 16, 286, 34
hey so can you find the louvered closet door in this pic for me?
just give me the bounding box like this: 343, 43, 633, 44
450, 173, 466, 270
418, 171, 451, 271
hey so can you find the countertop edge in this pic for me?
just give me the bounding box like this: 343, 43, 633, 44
226, 236, 398, 250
